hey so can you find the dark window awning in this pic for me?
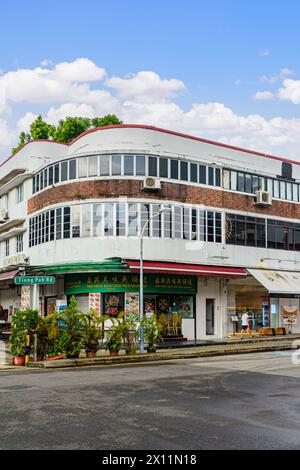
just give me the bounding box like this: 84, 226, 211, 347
127, 260, 247, 278
0, 269, 20, 282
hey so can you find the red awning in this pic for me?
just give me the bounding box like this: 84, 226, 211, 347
0, 269, 19, 282
127, 260, 247, 278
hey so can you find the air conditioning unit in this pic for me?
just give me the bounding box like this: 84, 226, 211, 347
142, 177, 161, 191
0, 209, 9, 223
254, 190, 272, 206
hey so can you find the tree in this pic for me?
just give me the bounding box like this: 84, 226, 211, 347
53, 116, 92, 143
12, 131, 32, 155
30, 115, 56, 140
91, 114, 123, 128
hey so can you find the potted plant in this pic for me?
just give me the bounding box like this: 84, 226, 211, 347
58, 297, 84, 358
10, 309, 39, 366
104, 312, 125, 356
141, 315, 163, 353
122, 317, 138, 356
35, 316, 48, 361
81, 309, 102, 358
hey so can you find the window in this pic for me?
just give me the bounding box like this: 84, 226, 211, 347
72, 205, 80, 238
199, 166, 207, 185
180, 161, 188, 181
112, 155, 122, 176
88, 156, 98, 177
215, 168, 221, 187
124, 155, 134, 176
69, 160, 76, 180
104, 203, 114, 236
54, 164, 60, 184
174, 206, 182, 239
116, 203, 126, 236
245, 174, 252, 194
237, 173, 245, 192
61, 161, 68, 182
49, 166, 54, 185
56, 208, 62, 240
206, 299, 215, 335
136, 155, 145, 176
230, 171, 237, 190
5, 239, 9, 257
50, 210, 55, 241
148, 157, 157, 177
159, 158, 168, 178
82, 205, 91, 238
140, 203, 150, 237
152, 204, 161, 237
100, 155, 110, 176
190, 163, 198, 183
78, 157, 88, 178
128, 203, 139, 236
63, 207, 71, 239
226, 214, 266, 248
208, 167, 214, 186
171, 160, 179, 180
16, 183, 24, 204
93, 204, 103, 237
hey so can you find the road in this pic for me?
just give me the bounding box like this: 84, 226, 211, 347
1, 351, 300, 450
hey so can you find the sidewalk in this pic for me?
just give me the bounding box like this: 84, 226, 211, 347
27, 334, 300, 370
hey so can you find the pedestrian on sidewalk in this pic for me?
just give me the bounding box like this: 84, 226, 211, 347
241, 311, 249, 338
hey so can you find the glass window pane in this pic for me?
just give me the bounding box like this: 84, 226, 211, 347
72, 205, 80, 238
116, 203, 126, 236
245, 174, 252, 193
128, 203, 139, 236
54, 164, 59, 183
183, 207, 190, 240
286, 183, 292, 201
124, 155, 134, 175
152, 204, 161, 237
267, 179, 273, 195
273, 180, 279, 198
112, 155, 121, 175
171, 160, 178, 179
100, 155, 110, 176
237, 173, 245, 192
190, 163, 198, 183
199, 166, 207, 184
56, 208, 62, 240
69, 160, 76, 180
208, 167, 214, 186
78, 157, 88, 178
163, 207, 172, 238
149, 157, 157, 177
174, 206, 182, 239
223, 170, 230, 189
180, 161, 188, 181
230, 171, 237, 190
48, 166, 54, 185
159, 158, 168, 178
293, 184, 298, 202
82, 205, 91, 237
88, 156, 98, 176
136, 155, 145, 176
63, 207, 71, 239
280, 181, 286, 199
61, 161, 68, 181
252, 175, 259, 193
104, 203, 114, 236
93, 204, 103, 236
140, 203, 150, 237
215, 168, 221, 187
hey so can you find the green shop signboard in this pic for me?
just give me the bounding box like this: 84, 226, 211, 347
65, 273, 197, 295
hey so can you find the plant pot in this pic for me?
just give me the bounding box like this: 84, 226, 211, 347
66, 352, 80, 359
109, 351, 120, 357
36, 354, 45, 362
13, 356, 25, 366
147, 346, 157, 354
86, 351, 96, 358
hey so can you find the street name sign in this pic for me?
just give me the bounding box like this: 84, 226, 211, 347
15, 276, 56, 285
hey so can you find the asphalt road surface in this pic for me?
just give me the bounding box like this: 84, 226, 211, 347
1, 351, 300, 450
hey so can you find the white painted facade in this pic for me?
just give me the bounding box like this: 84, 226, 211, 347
1, 125, 300, 339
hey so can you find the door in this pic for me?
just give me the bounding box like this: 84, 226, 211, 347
206, 299, 215, 335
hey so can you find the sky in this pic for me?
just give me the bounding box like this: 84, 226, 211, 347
1, 0, 300, 160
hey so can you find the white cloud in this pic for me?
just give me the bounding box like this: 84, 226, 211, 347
40, 59, 53, 67
253, 91, 274, 100
3, 58, 300, 161
277, 79, 300, 104
106, 71, 185, 103
280, 67, 293, 78
259, 75, 278, 84
258, 49, 270, 57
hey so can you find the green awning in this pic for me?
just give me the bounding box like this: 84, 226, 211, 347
28, 258, 129, 275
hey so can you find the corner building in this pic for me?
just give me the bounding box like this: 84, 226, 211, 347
1, 124, 300, 340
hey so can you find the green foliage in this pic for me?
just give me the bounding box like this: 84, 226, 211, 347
104, 312, 126, 353
81, 309, 102, 353
11, 114, 123, 153
91, 114, 123, 128
58, 296, 84, 357
10, 309, 39, 357
141, 315, 163, 353
43, 312, 62, 357
53, 116, 91, 143
35, 316, 49, 357
30, 115, 55, 140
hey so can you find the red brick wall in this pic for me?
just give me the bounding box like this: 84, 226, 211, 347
27, 179, 300, 219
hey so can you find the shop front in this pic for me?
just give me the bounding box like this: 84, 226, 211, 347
65, 272, 197, 341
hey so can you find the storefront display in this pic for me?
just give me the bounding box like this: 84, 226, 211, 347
103, 293, 124, 317
89, 293, 101, 314
125, 293, 139, 321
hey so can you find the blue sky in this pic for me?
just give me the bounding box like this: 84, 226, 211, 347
1, 0, 300, 159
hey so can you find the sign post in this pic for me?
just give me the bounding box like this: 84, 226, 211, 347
15, 276, 56, 311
